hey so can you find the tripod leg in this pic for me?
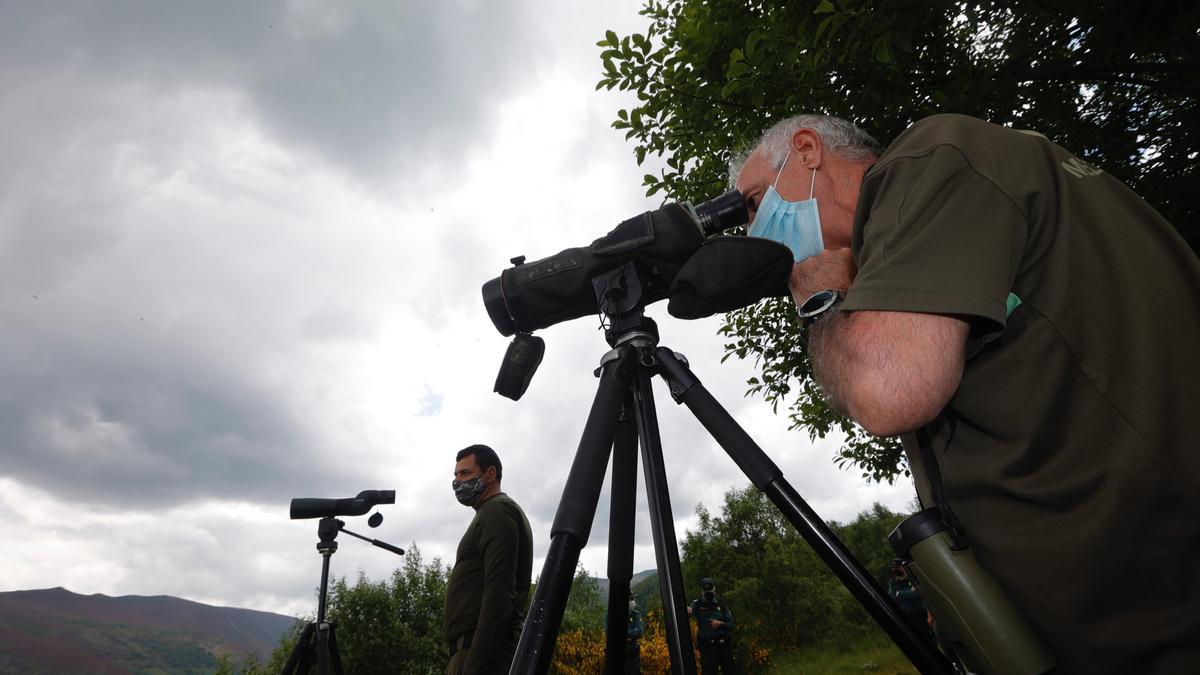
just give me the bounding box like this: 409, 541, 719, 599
632, 367, 697, 675
327, 623, 345, 675
653, 347, 955, 674
281, 622, 316, 675
605, 406, 639, 674
510, 352, 632, 675
316, 622, 331, 675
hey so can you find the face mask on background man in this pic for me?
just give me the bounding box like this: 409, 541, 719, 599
452, 473, 487, 507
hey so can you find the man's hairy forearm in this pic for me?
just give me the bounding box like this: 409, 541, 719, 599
808, 311, 857, 418
808, 309, 968, 437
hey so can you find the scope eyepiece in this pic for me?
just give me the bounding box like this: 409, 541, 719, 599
692, 189, 749, 237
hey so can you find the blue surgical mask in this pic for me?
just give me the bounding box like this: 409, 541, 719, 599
748, 149, 824, 262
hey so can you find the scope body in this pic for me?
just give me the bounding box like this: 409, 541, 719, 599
290, 489, 395, 519
482, 190, 748, 336
890, 509, 1055, 674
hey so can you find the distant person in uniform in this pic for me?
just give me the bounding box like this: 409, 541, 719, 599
688, 577, 736, 674
886, 558, 930, 635
443, 444, 533, 675
625, 592, 644, 674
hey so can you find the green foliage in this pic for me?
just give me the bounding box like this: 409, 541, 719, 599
770, 633, 918, 673
679, 486, 912, 657
832, 502, 912, 588
324, 546, 449, 674
560, 565, 607, 635
236, 545, 449, 675
541, 490, 912, 668
601, 0, 1200, 482
632, 572, 662, 614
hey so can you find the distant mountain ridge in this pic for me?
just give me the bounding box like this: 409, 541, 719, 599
594, 569, 657, 600
0, 587, 296, 674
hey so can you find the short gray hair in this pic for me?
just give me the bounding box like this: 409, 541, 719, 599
729, 114, 882, 184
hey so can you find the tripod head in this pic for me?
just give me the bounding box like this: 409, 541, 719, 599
493, 261, 663, 401
594, 261, 663, 347
317, 516, 406, 558
316, 516, 341, 555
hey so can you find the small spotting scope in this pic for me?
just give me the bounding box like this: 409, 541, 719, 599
290, 489, 396, 520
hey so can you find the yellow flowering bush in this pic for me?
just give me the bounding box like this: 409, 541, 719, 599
550, 627, 605, 675
550, 609, 772, 674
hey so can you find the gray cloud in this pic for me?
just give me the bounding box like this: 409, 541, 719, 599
0, 1, 919, 615
0, 302, 358, 507
0, 0, 540, 182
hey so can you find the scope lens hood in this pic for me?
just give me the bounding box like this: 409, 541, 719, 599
482, 277, 516, 337
888, 508, 949, 557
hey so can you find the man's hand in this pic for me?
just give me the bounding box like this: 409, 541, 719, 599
709, 619, 722, 629
789, 248, 856, 305
687, 606, 693, 615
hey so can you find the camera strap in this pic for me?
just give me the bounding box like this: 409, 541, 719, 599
916, 420, 971, 550
915, 296, 1022, 550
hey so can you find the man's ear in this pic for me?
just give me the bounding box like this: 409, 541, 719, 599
790, 128, 822, 169
485, 466, 498, 482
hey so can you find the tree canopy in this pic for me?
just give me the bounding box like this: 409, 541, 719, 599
680, 486, 907, 656
241, 490, 914, 672
599, 0, 1199, 481
227, 545, 449, 675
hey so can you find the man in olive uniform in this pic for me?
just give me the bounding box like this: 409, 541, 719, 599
731, 113, 1200, 672
687, 578, 735, 674
444, 444, 533, 675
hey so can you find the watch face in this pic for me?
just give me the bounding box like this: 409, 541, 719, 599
800, 290, 839, 318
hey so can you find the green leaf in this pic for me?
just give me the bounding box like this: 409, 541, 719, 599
814, 0, 835, 15
745, 30, 766, 61
814, 15, 835, 43
872, 35, 893, 63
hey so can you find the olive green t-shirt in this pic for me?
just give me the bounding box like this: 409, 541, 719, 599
443, 492, 533, 673
844, 114, 1200, 673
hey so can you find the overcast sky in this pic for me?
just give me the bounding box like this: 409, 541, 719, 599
0, 0, 917, 618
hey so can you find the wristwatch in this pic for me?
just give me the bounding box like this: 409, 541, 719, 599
798, 289, 844, 329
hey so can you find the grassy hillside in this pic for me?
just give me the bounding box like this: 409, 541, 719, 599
0, 587, 297, 674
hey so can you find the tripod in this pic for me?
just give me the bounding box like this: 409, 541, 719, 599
282, 517, 345, 675
508, 264, 954, 674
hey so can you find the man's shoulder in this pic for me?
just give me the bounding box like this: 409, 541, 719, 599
879, 114, 1041, 166
477, 493, 531, 525
480, 492, 526, 512
902, 113, 995, 140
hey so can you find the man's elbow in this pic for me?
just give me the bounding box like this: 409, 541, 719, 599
851, 407, 931, 437
842, 376, 950, 437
